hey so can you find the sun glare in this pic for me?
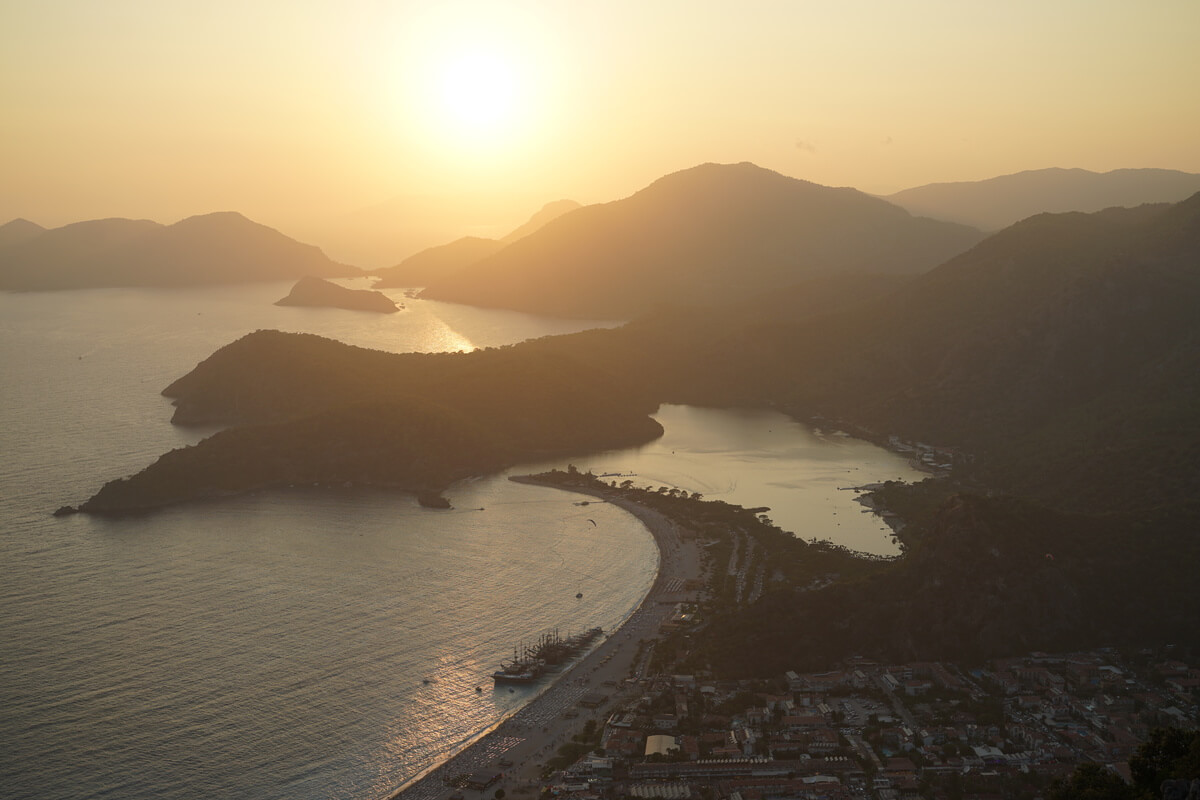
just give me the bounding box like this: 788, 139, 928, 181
411, 37, 536, 158
438, 49, 518, 129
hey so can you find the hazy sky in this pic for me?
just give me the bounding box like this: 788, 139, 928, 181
4, 0, 1198, 260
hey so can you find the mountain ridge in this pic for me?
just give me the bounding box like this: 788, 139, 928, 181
418, 162, 983, 318
0, 212, 357, 290
886, 167, 1200, 231
372, 199, 581, 289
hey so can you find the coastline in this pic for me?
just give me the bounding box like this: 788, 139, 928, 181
384, 474, 704, 800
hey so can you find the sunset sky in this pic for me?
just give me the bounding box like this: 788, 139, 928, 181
4, 0, 1199, 264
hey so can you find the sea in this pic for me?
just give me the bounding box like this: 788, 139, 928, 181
0, 281, 921, 799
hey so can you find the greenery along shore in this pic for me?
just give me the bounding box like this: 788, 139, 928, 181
520, 468, 1200, 676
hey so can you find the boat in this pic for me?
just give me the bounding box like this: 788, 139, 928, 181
490, 627, 603, 685
491, 661, 542, 684
491, 645, 544, 684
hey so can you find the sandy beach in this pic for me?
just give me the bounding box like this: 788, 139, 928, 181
384, 476, 704, 800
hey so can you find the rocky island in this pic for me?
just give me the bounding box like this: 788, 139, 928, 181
275, 275, 400, 313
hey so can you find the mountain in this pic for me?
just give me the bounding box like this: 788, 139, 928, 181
70, 192, 1200, 665
692, 194, 1200, 519
0, 212, 357, 291
372, 199, 581, 289
418, 162, 983, 318
372, 237, 503, 289
0, 218, 46, 249
886, 167, 1200, 231
500, 199, 581, 243
275, 276, 400, 313
77, 192, 1200, 522
77, 330, 662, 514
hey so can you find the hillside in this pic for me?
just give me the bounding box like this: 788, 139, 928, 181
500, 199, 581, 243
71, 192, 1200, 663
701, 490, 1200, 674
0, 212, 357, 290
372, 199, 580, 289
682, 195, 1200, 518
79, 194, 1200, 521
886, 167, 1200, 231
77, 330, 662, 513
0, 218, 47, 249
372, 237, 503, 289
418, 162, 983, 318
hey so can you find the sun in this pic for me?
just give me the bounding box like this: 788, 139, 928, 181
376, 8, 561, 164
423, 42, 532, 153
438, 49, 518, 130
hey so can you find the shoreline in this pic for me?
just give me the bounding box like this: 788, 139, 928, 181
383, 474, 704, 800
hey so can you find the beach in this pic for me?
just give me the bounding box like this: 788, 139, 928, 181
385, 476, 704, 800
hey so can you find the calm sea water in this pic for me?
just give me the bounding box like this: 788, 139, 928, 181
0, 282, 918, 799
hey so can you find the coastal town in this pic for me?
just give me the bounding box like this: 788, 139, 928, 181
392, 471, 1200, 800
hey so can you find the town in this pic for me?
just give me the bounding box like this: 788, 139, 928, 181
422, 470, 1200, 800
530, 646, 1200, 800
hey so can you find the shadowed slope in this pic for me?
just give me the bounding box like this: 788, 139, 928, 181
419, 162, 982, 318
372, 200, 581, 289
0, 212, 357, 290
887, 167, 1200, 231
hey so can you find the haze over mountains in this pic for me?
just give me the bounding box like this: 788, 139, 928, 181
417, 163, 984, 318
886, 167, 1200, 231
372, 200, 580, 290
59, 159, 1200, 661
0, 212, 355, 291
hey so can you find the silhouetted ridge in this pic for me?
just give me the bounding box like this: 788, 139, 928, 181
0, 218, 48, 248
0, 212, 357, 290
373, 237, 503, 289
80, 329, 663, 513
372, 199, 581, 288
500, 199, 581, 244
887, 167, 1200, 231
419, 162, 982, 318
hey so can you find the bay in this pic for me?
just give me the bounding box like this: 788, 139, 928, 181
0, 281, 918, 799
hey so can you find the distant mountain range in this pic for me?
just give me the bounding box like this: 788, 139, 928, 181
80, 189, 1200, 523
372, 200, 580, 289
70, 183, 1200, 663
0, 218, 45, 249
0, 212, 356, 290
417, 162, 984, 318
886, 167, 1200, 231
